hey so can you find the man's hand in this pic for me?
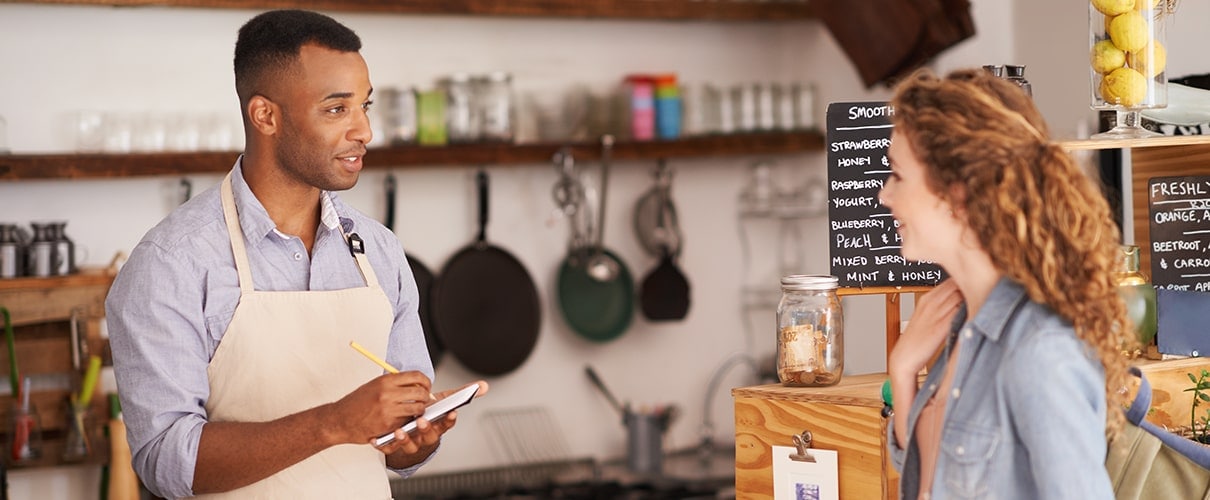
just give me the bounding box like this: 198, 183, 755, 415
378, 381, 489, 469
324, 371, 434, 446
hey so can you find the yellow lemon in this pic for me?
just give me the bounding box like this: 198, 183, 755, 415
1135, 0, 1161, 10
1093, 0, 1135, 16
1103, 67, 1149, 107
1109, 11, 1149, 52
1091, 39, 1127, 74
1127, 40, 1167, 78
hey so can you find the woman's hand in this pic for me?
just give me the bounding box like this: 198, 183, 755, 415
888, 279, 963, 450
889, 279, 964, 378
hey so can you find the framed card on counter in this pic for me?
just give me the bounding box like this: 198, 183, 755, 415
772, 444, 839, 500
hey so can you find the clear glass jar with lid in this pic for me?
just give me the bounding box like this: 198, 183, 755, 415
777, 274, 843, 386
477, 71, 514, 143
441, 73, 479, 143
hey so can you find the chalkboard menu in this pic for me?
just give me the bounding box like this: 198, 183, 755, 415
1148, 175, 1210, 291
826, 101, 944, 288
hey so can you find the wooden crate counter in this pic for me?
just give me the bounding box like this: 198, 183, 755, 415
733, 372, 896, 500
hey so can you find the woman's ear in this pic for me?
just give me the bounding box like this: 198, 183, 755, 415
946, 184, 969, 219
247, 95, 278, 136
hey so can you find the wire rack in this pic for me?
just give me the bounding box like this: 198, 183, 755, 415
389, 457, 598, 498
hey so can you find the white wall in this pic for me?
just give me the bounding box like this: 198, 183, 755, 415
0, 1, 1071, 497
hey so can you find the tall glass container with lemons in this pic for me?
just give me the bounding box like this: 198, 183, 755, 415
1089, 0, 1168, 139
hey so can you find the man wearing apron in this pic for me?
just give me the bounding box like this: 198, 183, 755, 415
106, 10, 485, 499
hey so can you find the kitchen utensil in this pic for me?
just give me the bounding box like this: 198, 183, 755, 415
482, 406, 571, 464
637, 161, 690, 321
431, 170, 541, 376
639, 245, 691, 321
557, 249, 634, 342
556, 137, 634, 342
632, 163, 682, 257
107, 394, 139, 500
585, 135, 618, 282
625, 407, 676, 475
385, 174, 443, 367
583, 365, 677, 475
584, 365, 625, 418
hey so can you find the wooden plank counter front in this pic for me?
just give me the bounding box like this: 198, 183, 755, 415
733, 373, 896, 500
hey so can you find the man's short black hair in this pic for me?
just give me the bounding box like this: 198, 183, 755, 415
233, 9, 362, 106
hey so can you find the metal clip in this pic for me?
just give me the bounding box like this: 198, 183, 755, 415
789, 430, 816, 463
348, 233, 365, 255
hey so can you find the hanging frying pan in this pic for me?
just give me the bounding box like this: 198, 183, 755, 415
385, 175, 443, 366
556, 136, 635, 342
637, 162, 690, 321
431, 170, 541, 376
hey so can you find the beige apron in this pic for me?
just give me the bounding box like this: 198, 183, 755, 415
195, 173, 395, 499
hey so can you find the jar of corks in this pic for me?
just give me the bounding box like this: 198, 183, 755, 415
777, 275, 844, 386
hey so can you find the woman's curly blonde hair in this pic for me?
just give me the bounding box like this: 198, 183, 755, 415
890, 67, 1134, 436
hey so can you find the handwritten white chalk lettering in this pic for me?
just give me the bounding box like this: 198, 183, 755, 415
1153, 240, 1203, 253
848, 105, 894, 120
1172, 258, 1210, 269
830, 218, 884, 230
836, 156, 872, 168
832, 196, 876, 208
901, 270, 944, 282
1161, 284, 1191, 291
831, 255, 868, 267
1155, 210, 1199, 224
845, 270, 881, 283
830, 179, 883, 191
835, 233, 873, 249
875, 254, 905, 265
1152, 181, 1208, 198
1199, 282, 1210, 292
830, 138, 892, 152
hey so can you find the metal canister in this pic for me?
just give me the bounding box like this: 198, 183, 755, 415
27, 222, 54, 278
776, 275, 844, 386
0, 223, 23, 278
47, 221, 76, 275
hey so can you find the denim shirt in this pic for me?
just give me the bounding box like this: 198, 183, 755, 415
887, 278, 1112, 500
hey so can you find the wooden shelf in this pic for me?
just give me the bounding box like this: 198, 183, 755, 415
9, 0, 816, 21
1059, 134, 1210, 151
0, 130, 824, 181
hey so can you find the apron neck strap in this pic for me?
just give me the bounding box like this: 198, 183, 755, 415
221, 173, 255, 293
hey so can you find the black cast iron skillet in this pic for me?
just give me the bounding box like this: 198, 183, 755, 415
431, 170, 541, 376
386, 175, 442, 366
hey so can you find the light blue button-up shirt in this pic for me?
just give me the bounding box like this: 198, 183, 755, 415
888, 278, 1113, 500
106, 160, 432, 499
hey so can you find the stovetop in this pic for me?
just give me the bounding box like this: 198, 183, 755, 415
392, 448, 735, 500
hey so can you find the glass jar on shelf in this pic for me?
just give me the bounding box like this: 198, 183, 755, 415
1089, 0, 1169, 139
776, 274, 843, 387
441, 73, 480, 143
477, 71, 514, 143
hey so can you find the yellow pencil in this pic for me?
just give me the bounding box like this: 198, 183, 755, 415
349, 341, 436, 401
350, 341, 399, 373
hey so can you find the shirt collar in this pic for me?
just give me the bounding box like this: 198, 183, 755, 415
960, 276, 1029, 342
230, 157, 345, 245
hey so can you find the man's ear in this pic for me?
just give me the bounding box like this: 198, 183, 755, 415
247, 95, 278, 136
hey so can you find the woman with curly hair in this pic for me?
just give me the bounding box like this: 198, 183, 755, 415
880, 67, 1132, 499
